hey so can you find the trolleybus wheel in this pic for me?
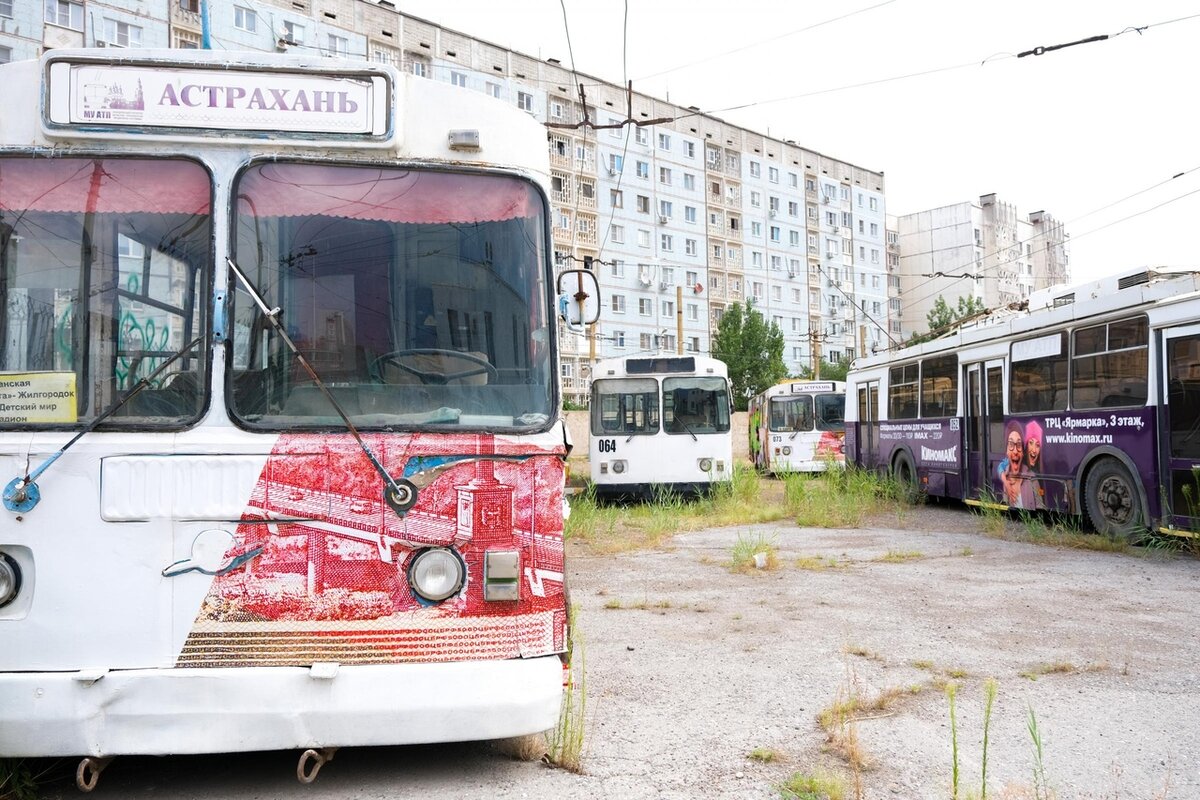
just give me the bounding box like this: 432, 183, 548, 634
1084, 458, 1146, 542
891, 450, 921, 504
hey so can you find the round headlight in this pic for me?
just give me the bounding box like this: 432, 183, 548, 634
782, 446, 792, 456
698, 458, 713, 472
0, 553, 21, 609
612, 460, 626, 474
408, 548, 464, 602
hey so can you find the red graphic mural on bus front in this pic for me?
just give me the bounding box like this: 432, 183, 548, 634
179, 432, 567, 668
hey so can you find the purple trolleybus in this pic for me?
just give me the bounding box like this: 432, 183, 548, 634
845, 267, 1200, 540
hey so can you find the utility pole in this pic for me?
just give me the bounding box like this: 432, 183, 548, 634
808, 329, 831, 380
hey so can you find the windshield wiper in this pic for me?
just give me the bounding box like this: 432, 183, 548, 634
226, 257, 413, 518
3, 334, 206, 514
673, 416, 698, 442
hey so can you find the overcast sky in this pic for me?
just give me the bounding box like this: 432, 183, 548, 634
398, 0, 1200, 283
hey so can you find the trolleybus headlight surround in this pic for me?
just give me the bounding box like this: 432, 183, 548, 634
782, 446, 792, 456
611, 460, 626, 474
408, 548, 465, 602
0, 552, 21, 609
698, 458, 713, 472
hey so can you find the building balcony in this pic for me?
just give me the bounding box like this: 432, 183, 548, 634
549, 151, 572, 171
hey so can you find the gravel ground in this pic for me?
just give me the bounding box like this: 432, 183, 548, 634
32, 504, 1200, 800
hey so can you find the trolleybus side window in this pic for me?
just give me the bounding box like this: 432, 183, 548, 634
229, 162, 551, 430
919, 355, 957, 418
663, 376, 730, 434
1070, 316, 1148, 410
888, 363, 918, 419
0, 156, 211, 428
591, 377, 659, 435
1010, 332, 1068, 413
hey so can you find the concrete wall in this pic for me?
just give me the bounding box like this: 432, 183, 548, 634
564, 410, 750, 465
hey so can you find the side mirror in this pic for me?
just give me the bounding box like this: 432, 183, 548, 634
556, 269, 601, 333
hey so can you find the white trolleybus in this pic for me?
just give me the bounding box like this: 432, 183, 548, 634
588, 355, 733, 496
748, 380, 847, 474
0, 50, 601, 788
845, 267, 1200, 540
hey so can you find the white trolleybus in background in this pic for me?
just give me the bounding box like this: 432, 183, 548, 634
0, 50, 601, 788
588, 355, 733, 496
844, 267, 1200, 541
748, 380, 847, 474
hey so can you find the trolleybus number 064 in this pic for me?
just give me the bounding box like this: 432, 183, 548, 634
597, 439, 618, 453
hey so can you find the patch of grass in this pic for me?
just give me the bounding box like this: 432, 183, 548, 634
958, 546, 974, 557
0, 760, 42, 800
911, 659, 935, 671
946, 667, 969, 680
785, 466, 906, 528
563, 485, 622, 551
730, 531, 780, 573
546, 603, 586, 773
842, 644, 882, 662
796, 554, 849, 571
1018, 661, 1108, 681
747, 746, 780, 763
874, 549, 923, 563
778, 767, 847, 800
602, 598, 623, 610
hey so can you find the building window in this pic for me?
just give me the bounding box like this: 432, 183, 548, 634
770, 226, 781, 242
104, 19, 143, 47
659, 200, 672, 218
610, 189, 623, 209
636, 161, 649, 179
450, 71, 468, 87
639, 298, 653, 316
233, 5, 257, 32
485, 81, 501, 98
0, 46, 9, 63
611, 259, 625, 278
635, 126, 648, 145
550, 101, 564, 119
611, 295, 626, 314
751, 221, 762, 238
178, 0, 198, 11
613, 331, 626, 348
174, 29, 200, 48
640, 333, 653, 349
683, 173, 695, 191
750, 191, 761, 207
45, 0, 83, 29
749, 161, 761, 178
768, 166, 779, 183
281, 20, 305, 44
662, 300, 674, 316
684, 141, 695, 158
326, 34, 349, 56
635, 195, 650, 214
687, 304, 698, 321
684, 206, 697, 224
637, 229, 650, 248
517, 91, 533, 111
658, 133, 671, 150
685, 239, 697, 256
660, 234, 674, 252
410, 59, 428, 78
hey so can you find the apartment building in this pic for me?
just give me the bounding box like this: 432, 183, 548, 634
894, 195, 1070, 341
1, 0, 891, 403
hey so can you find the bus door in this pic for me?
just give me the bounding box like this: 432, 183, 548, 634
964, 360, 1005, 500
1161, 325, 1200, 532
856, 381, 879, 467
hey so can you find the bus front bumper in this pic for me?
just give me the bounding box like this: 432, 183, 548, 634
0, 657, 564, 757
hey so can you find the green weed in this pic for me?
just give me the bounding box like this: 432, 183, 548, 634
730, 531, 780, 572
546, 603, 586, 773
778, 768, 847, 800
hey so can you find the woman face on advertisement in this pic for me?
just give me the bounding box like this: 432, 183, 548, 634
1026, 435, 1041, 469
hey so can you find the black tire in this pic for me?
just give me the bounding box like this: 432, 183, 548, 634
1083, 458, 1146, 541
891, 450, 922, 504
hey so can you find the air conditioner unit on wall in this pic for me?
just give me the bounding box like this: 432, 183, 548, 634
658, 215, 669, 225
